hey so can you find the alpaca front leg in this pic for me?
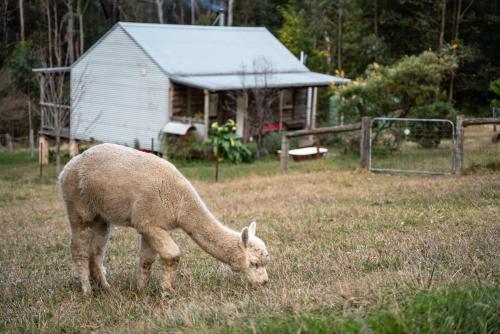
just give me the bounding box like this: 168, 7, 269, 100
141, 226, 180, 295
137, 235, 157, 291
159, 257, 179, 293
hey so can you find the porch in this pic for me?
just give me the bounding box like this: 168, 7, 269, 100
167, 82, 320, 142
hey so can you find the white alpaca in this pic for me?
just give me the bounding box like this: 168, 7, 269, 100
59, 143, 269, 296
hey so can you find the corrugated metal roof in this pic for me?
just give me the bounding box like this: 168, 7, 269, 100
119, 22, 309, 76
117, 22, 349, 90
171, 72, 350, 91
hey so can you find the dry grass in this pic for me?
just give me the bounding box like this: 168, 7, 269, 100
0, 153, 499, 332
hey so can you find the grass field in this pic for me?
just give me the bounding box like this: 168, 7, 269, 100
0, 143, 499, 333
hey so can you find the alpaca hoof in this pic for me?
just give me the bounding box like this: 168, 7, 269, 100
160, 290, 173, 299
82, 288, 92, 297
137, 280, 148, 291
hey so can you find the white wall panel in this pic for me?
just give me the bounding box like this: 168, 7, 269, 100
71, 26, 169, 150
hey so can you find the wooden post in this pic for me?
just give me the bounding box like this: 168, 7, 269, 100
454, 115, 464, 175
203, 89, 210, 139
278, 90, 284, 132
28, 100, 34, 158
243, 92, 249, 143
311, 87, 318, 129
5, 133, 13, 151
40, 75, 45, 129
306, 87, 313, 129
69, 139, 79, 157
39, 136, 49, 165
280, 134, 289, 172
493, 108, 497, 132
360, 117, 371, 169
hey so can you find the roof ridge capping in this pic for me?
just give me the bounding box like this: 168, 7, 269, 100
118, 21, 267, 31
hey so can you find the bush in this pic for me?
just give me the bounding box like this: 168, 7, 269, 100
163, 132, 207, 160
262, 132, 283, 157
332, 50, 457, 122
242, 142, 258, 163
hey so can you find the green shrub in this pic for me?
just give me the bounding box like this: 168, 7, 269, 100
262, 132, 283, 157
163, 131, 207, 161
242, 142, 258, 163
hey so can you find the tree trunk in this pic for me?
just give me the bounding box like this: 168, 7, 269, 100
337, 4, 343, 70
77, 0, 87, 56
156, 0, 164, 24
67, 0, 75, 64
373, 0, 378, 36
324, 32, 332, 73
449, 72, 455, 100
438, 0, 446, 52
228, 0, 234, 26
190, 0, 195, 23
215, 153, 219, 182
45, 1, 53, 67
179, 0, 185, 24
18, 0, 25, 42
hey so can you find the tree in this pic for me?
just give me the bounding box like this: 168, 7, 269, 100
206, 119, 249, 182
241, 57, 279, 158
18, 0, 24, 42
36, 69, 69, 173
332, 50, 457, 122
277, 5, 311, 57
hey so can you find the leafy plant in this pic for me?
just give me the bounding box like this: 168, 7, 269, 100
206, 119, 250, 181
490, 78, 500, 108
332, 50, 457, 122
162, 131, 207, 161
133, 138, 140, 150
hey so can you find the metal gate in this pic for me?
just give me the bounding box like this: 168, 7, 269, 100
370, 118, 455, 175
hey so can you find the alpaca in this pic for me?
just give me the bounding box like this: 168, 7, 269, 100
59, 143, 269, 296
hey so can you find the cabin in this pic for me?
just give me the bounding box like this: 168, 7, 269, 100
65, 22, 349, 150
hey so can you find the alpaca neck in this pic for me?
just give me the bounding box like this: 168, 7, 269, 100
177, 195, 242, 265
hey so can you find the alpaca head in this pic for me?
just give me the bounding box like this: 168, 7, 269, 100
235, 222, 270, 285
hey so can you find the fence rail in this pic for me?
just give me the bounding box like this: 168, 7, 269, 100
462, 117, 500, 127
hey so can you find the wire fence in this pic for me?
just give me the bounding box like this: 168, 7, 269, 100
463, 124, 499, 170
0, 134, 33, 152
370, 118, 455, 175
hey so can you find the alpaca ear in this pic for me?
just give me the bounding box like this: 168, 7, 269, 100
249, 221, 256, 237
241, 227, 249, 248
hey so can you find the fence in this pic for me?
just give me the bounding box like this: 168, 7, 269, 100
0, 134, 34, 153
280, 119, 368, 172
279, 115, 499, 175
455, 116, 499, 173
369, 118, 455, 175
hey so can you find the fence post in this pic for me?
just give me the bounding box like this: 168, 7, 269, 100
454, 115, 464, 175
360, 117, 371, 169
69, 139, 79, 157
493, 108, 497, 132
5, 133, 13, 151
39, 136, 49, 165
280, 134, 289, 173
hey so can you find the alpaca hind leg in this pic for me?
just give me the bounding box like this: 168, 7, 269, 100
137, 236, 158, 291
141, 226, 180, 294
89, 218, 111, 289
70, 217, 93, 296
